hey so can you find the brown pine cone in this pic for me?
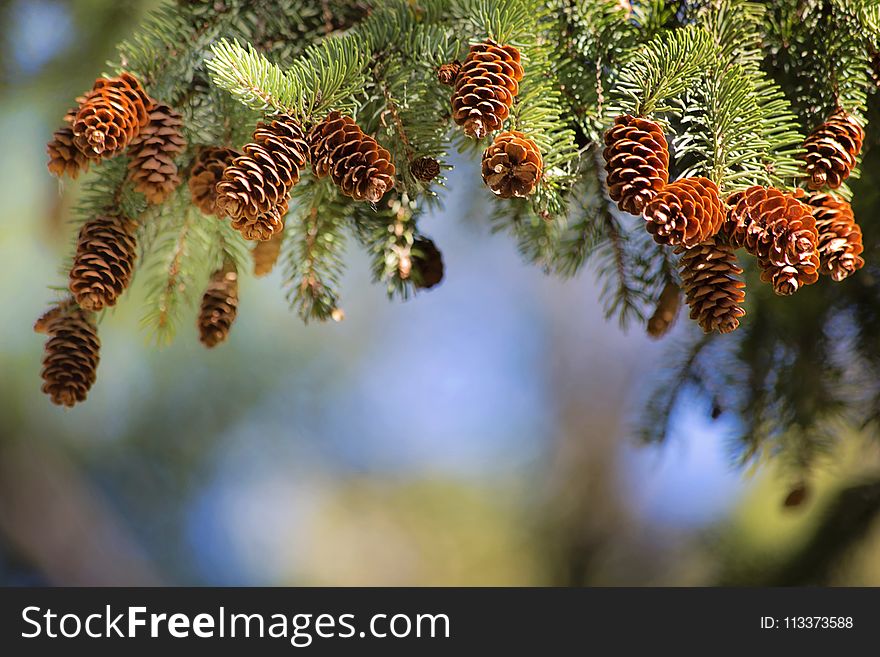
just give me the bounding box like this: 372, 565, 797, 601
643, 177, 724, 248
38, 305, 101, 407
127, 102, 187, 204
232, 197, 288, 242
646, 281, 681, 338
412, 237, 444, 289
603, 114, 669, 215
802, 108, 864, 190
68, 214, 138, 311
451, 40, 524, 139
411, 156, 441, 182
252, 224, 285, 277
437, 61, 461, 86
48, 107, 90, 178
216, 115, 308, 221
198, 265, 239, 348
188, 146, 239, 216
308, 111, 396, 202
481, 131, 543, 198
678, 239, 746, 334
72, 72, 151, 158
806, 193, 864, 281
726, 186, 820, 295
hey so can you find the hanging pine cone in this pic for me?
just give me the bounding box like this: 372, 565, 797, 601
198, 265, 239, 348
678, 239, 746, 334
216, 115, 309, 222
481, 131, 543, 198
411, 237, 444, 289
603, 114, 669, 215
806, 193, 865, 281
437, 61, 461, 86
38, 305, 101, 407
802, 108, 864, 190
726, 186, 820, 295
252, 224, 285, 277
451, 40, 524, 139
68, 214, 138, 311
308, 111, 396, 202
47, 108, 89, 178
231, 197, 288, 242
643, 177, 724, 248
188, 146, 239, 216
127, 102, 187, 204
411, 156, 441, 182
646, 281, 681, 338
72, 72, 151, 159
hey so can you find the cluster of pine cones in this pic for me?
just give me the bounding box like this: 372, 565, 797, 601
439, 40, 544, 199
39, 64, 457, 407
604, 109, 866, 337
36, 37, 546, 409
40, 76, 399, 407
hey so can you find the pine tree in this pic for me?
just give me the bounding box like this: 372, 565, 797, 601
34, 0, 880, 478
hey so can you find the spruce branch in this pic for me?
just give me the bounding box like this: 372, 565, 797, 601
674, 0, 804, 192
283, 181, 348, 322
612, 24, 717, 116
140, 202, 216, 345
208, 36, 366, 120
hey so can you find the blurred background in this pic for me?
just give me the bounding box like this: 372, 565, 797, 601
2, 0, 880, 587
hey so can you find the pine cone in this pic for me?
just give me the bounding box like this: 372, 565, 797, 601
726, 186, 820, 295
127, 102, 186, 204
678, 239, 746, 334
451, 40, 524, 139
643, 177, 724, 247
806, 193, 864, 281
603, 114, 669, 215
646, 281, 681, 338
308, 111, 396, 202
411, 156, 441, 182
68, 214, 138, 311
72, 72, 151, 158
38, 305, 100, 407
802, 108, 864, 190
481, 130, 543, 198
252, 224, 285, 277
231, 197, 288, 242
437, 61, 461, 86
198, 265, 239, 348
216, 115, 308, 221
412, 237, 444, 289
188, 146, 239, 216
47, 107, 90, 178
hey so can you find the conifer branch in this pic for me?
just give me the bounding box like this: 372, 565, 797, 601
612, 25, 717, 116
